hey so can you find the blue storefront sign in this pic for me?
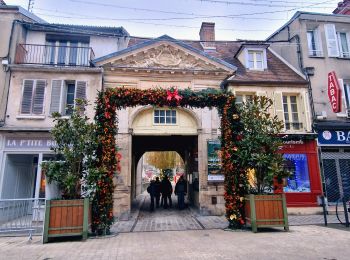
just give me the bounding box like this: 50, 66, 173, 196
317, 130, 350, 146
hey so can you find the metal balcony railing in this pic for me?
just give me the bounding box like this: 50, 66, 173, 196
15, 44, 95, 67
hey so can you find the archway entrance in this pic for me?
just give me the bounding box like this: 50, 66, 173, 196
130, 105, 200, 213
94, 87, 246, 232
131, 135, 199, 209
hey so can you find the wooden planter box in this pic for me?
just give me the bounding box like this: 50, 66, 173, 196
245, 194, 289, 233
43, 198, 90, 243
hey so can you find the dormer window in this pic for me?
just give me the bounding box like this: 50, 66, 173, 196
248, 50, 263, 69
245, 48, 267, 70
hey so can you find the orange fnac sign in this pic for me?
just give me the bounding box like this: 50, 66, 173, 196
328, 71, 341, 113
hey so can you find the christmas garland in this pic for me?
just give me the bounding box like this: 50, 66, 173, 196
94, 87, 248, 230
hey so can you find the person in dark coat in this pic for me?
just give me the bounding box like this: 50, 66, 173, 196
154, 177, 162, 208
147, 180, 156, 212
161, 176, 173, 209
175, 175, 187, 210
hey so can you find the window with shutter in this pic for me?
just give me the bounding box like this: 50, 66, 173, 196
75, 81, 87, 114
282, 95, 302, 131
50, 80, 63, 114
307, 29, 323, 57
21, 80, 34, 114
337, 32, 350, 58
32, 80, 46, 114
20, 79, 46, 115
324, 24, 340, 57
273, 92, 285, 130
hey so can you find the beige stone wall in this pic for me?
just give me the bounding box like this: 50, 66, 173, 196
5, 69, 102, 128
0, 12, 33, 122
269, 14, 350, 120
228, 84, 312, 133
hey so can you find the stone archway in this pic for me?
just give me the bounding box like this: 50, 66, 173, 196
93, 87, 247, 232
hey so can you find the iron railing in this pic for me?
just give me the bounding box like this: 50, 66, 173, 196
15, 44, 95, 67
0, 198, 45, 239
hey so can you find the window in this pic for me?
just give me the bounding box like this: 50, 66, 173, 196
45, 40, 90, 66
283, 154, 311, 193
342, 81, 350, 117
20, 79, 46, 115
283, 95, 302, 130
247, 50, 264, 70
235, 94, 254, 106
154, 109, 176, 124
337, 32, 350, 58
50, 80, 87, 116
307, 29, 323, 57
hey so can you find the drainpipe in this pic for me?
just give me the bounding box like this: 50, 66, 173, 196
288, 30, 316, 131
0, 20, 18, 126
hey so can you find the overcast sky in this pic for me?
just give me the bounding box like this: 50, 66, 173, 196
5, 0, 341, 40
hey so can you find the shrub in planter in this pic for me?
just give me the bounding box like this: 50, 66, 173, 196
236, 96, 289, 232
42, 101, 98, 242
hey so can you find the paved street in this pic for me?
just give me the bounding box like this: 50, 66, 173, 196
1, 225, 350, 260
1, 194, 350, 259
111, 194, 342, 233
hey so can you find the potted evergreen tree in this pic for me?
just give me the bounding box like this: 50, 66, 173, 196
236, 96, 289, 232
42, 100, 97, 242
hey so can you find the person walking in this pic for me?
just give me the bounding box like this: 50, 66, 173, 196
154, 177, 161, 208
175, 175, 187, 210
161, 176, 173, 209
147, 180, 156, 212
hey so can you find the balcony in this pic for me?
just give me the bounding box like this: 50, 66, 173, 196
15, 44, 95, 67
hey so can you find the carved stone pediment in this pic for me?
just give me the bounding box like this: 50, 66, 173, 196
111, 44, 227, 71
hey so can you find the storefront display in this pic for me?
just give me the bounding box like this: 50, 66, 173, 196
280, 137, 322, 207
283, 154, 311, 193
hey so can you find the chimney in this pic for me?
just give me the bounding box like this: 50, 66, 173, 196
199, 22, 216, 51
333, 0, 350, 15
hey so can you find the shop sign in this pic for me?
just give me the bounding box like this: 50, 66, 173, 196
207, 139, 224, 181
327, 71, 341, 113
5, 137, 56, 150
318, 130, 350, 146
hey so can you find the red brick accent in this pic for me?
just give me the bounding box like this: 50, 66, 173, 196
333, 0, 350, 15
199, 22, 215, 42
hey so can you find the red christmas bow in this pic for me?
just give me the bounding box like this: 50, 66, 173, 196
166, 89, 182, 103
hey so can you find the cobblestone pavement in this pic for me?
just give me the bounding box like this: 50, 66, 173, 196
111, 194, 346, 233
1, 225, 350, 259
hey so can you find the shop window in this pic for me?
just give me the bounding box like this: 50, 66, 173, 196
283, 95, 303, 131
307, 28, 323, 57
283, 154, 311, 192
154, 109, 176, 124
49, 80, 87, 116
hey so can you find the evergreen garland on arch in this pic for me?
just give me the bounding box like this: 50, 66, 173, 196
94, 87, 248, 231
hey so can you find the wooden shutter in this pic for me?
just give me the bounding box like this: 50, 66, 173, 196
273, 92, 285, 130
50, 80, 62, 114
32, 80, 46, 114
75, 81, 87, 100
324, 24, 340, 57
75, 81, 87, 113
301, 91, 311, 131
21, 80, 34, 114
